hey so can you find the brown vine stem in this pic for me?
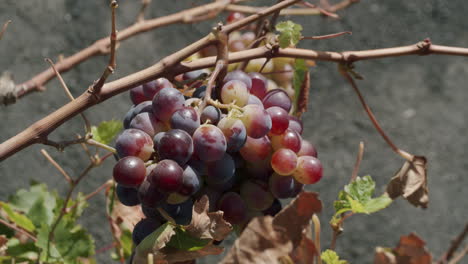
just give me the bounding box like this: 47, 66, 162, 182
339, 65, 413, 161
40, 149, 73, 184
2, 38, 468, 161
312, 214, 322, 264
437, 222, 468, 264
329, 212, 353, 250
0, 218, 37, 243
302, 31, 352, 40
11, 0, 246, 102
0, 20, 11, 41
350, 141, 364, 182
448, 245, 468, 264
227, 0, 358, 16
136, 0, 152, 23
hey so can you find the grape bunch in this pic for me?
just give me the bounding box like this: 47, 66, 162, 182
112, 12, 323, 248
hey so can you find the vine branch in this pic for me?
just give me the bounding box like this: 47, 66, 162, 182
2, 21, 468, 161
0, 20, 11, 41
437, 222, 468, 264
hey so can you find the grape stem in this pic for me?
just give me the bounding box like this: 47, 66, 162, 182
350, 141, 364, 183
437, 222, 468, 264
339, 64, 414, 161
301, 31, 352, 40
136, 0, 152, 23
0, 20, 11, 41
0, 218, 37, 242
312, 214, 322, 264
3, 3, 468, 161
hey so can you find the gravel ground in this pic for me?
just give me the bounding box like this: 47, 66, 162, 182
0, 0, 467, 263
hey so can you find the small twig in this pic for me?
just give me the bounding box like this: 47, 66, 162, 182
448, 245, 468, 264
339, 65, 413, 161
66, 180, 112, 212
330, 212, 353, 250
87, 139, 117, 154
0, 20, 11, 41
40, 149, 73, 184
438, 223, 468, 264
42, 136, 88, 151
312, 214, 322, 264
45, 58, 91, 132
91, 1, 119, 96
300, 1, 339, 18
136, 0, 152, 23
0, 218, 37, 242
302, 31, 352, 40
350, 141, 364, 182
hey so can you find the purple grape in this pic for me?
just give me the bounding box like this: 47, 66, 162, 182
152, 87, 185, 122
192, 125, 227, 162
239, 135, 272, 163
179, 165, 201, 196
160, 199, 193, 225
115, 129, 154, 161
195, 187, 222, 212
240, 180, 274, 211
248, 72, 267, 99
217, 116, 247, 152
143, 78, 173, 99
157, 129, 193, 166
132, 218, 162, 245
148, 159, 184, 193
130, 85, 150, 105
247, 94, 264, 108
266, 106, 289, 135
262, 89, 292, 112
217, 192, 247, 224
269, 173, 295, 199
205, 153, 236, 186
130, 112, 167, 138
200, 105, 222, 125
123, 106, 135, 129
241, 104, 272, 139
224, 70, 252, 90
152, 132, 165, 150
138, 180, 168, 208
170, 107, 200, 135
116, 184, 140, 206
288, 115, 303, 134
113, 156, 146, 187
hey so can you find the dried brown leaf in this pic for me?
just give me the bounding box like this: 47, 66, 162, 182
273, 191, 322, 247
111, 200, 145, 231
133, 223, 177, 264
296, 70, 310, 117
220, 191, 322, 264
154, 244, 223, 263
185, 195, 232, 241
374, 247, 397, 264
290, 232, 318, 264
0, 235, 8, 256
386, 156, 429, 208
394, 233, 432, 264
0, 71, 16, 105
221, 216, 291, 264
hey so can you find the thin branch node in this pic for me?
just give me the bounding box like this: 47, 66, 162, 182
417, 38, 432, 55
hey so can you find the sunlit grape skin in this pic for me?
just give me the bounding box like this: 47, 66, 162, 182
130, 85, 150, 105
152, 87, 185, 122
293, 156, 323, 184
113, 156, 146, 187
262, 89, 292, 112
240, 180, 274, 211
192, 125, 227, 162
143, 78, 173, 99
115, 129, 154, 161
200, 106, 222, 125
266, 106, 289, 135
221, 80, 249, 107
271, 148, 297, 176
157, 129, 193, 166
217, 192, 247, 225
148, 159, 184, 193
217, 116, 247, 152
240, 104, 272, 139
239, 136, 272, 163
271, 128, 302, 153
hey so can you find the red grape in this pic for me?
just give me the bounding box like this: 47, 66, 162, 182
217, 116, 247, 152
115, 129, 154, 161
170, 107, 200, 135
288, 115, 303, 134
113, 156, 146, 187
239, 136, 272, 162
148, 159, 184, 193
130, 85, 150, 105
240, 104, 272, 139
297, 139, 318, 157
293, 156, 323, 184
240, 180, 274, 211
266, 106, 289, 135
217, 192, 247, 224
262, 89, 292, 112
157, 129, 193, 166
130, 112, 167, 137
269, 173, 295, 199
143, 78, 173, 99
271, 148, 297, 175
152, 87, 185, 122
248, 72, 267, 99
192, 124, 227, 162
224, 70, 252, 90
271, 128, 302, 153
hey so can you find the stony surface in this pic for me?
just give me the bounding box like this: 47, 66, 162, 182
0, 0, 467, 263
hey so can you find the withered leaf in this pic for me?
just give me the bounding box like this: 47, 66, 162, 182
386, 156, 429, 208
273, 191, 322, 247
220, 191, 322, 264
374, 247, 396, 264
289, 232, 317, 264
0, 235, 7, 256
185, 195, 232, 241
111, 199, 145, 231
221, 216, 291, 264
394, 233, 432, 264
153, 244, 223, 263
133, 223, 176, 264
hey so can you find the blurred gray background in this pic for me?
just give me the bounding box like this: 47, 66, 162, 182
1, 0, 467, 263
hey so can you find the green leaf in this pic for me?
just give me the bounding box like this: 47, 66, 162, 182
0, 202, 35, 232
112, 228, 133, 260
275, 21, 303, 48
293, 58, 308, 112
6, 238, 39, 260
167, 227, 211, 251
8, 183, 56, 227
91, 120, 122, 145
321, 249, 347, 264
135, 222, 176, 257
331, 176, 393, 222
36, 218, 95, 263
